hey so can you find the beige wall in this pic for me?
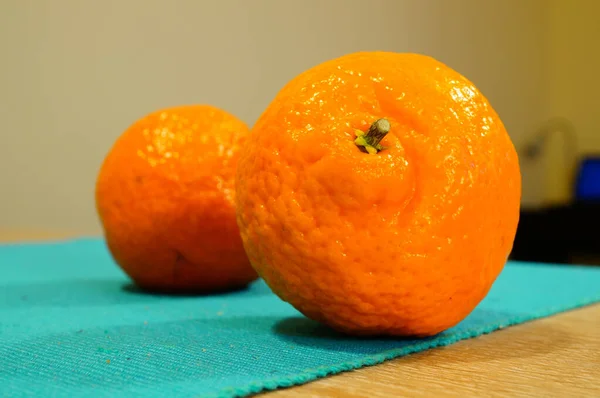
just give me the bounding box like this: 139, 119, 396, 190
541, 0, 600, 205
0, 0, 555, 234
547, 0, 600, 153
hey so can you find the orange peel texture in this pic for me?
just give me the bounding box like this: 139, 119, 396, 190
235, 52, 521, 337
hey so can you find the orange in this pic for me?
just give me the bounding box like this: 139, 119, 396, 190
95, 105, 258, 293
235, 52, 521, 337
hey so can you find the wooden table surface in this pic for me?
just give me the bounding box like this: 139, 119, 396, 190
3, 231, 599, 398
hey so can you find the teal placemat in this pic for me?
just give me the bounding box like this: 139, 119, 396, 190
1, 238, 600, 397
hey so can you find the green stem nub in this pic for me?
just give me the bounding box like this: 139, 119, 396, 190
354, 118, 391, 154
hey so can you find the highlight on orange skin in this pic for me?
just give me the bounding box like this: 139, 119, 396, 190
235, 52, 521, 337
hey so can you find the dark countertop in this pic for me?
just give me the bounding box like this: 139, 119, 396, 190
510, 202, 600, 264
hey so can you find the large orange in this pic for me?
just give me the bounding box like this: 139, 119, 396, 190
235, 52, 521, 336
96, 105, 258, 293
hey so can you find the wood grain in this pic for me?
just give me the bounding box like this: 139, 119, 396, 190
0, 229, 83, 242
3, 231, 599, 397
265, 304, 600, 397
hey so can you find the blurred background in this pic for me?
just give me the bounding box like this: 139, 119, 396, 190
1, 0, 599, 263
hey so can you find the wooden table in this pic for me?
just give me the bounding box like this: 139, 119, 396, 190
3, 231, 599, 397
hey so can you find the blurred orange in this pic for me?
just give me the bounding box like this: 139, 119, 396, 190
96, 105, 257, 293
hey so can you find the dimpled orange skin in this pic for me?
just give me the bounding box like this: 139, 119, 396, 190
235, 52, 521, 337
96, 105, 258, 293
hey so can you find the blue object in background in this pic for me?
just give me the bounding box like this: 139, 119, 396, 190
1, 239, 600, 398
575, 156, 600, 201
